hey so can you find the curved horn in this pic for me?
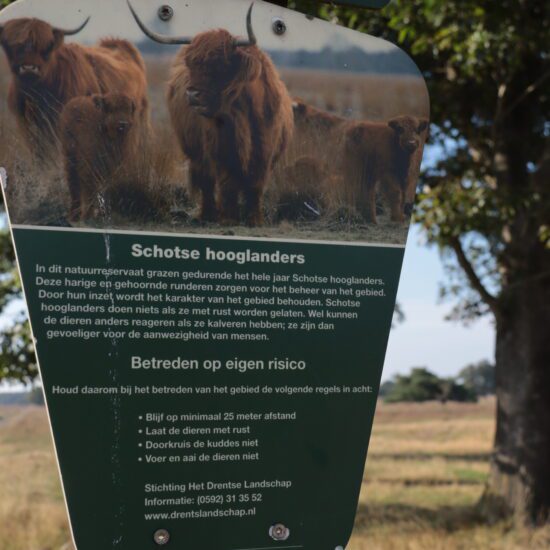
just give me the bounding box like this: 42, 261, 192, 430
127, 1, 192, 45
234, 3, 257, 47
54, 16, 91, 36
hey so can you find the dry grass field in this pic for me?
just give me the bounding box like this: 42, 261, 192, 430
1, 398, 549, 550
0, 52, 428, 244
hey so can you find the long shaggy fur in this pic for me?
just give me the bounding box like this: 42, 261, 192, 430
167, 29, 294, 226
292, 98, 350, 153
60, 93, 140, 221
0, 18, 149, 160
344, 115, 429, 223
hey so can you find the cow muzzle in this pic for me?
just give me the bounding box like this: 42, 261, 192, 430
186, 89, 212, 116
19, 64, 41, 76
117, 121, 131, 134
186, 88, 203, 107
404, 139, 419, 153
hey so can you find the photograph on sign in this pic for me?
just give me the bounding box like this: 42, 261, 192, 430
0, 1, 429, 549
0, 0, 428, 245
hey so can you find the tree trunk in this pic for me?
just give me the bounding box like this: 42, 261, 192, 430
483, 250, 550, 525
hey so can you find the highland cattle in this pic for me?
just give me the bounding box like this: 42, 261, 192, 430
344, 115, 429, 223
60, 93, 139, 221
129, 3, 293, 226
0, 17, 149, 161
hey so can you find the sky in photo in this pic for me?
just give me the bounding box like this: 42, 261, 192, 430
384, 226, 494, 382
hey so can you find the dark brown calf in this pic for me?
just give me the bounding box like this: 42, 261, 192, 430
60, 93, 139, 221
129, 3, 293, 226
0, 17, 149, 161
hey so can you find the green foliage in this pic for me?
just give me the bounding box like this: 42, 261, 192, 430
385, 367, 443, 403
0, 315, 37, 384
458, 360, 496, 397
378, 379, 395, 398
0, 226, 37, 384
292, 0, 550, 323
439, 378, 478, 404
384, 367, 478, 403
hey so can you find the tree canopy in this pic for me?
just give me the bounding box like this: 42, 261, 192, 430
382, 367, 478, 404
0, 225, 36, 384
290, 0, 549, 524
458, 360, 496, 397
291, 0, 549, 322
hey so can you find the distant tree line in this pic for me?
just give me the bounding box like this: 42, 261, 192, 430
379, 361, 495, 404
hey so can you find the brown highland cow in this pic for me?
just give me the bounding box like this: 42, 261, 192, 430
344, 115, 429, 224
129, 3, 294, 226
60, 93, 139, 221
0, 17, 149, 161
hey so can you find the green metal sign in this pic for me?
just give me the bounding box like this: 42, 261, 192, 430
0, 0, 428, 548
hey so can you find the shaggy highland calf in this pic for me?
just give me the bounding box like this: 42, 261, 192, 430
344, 116, 429, 223
0, 17, 149, 161
60, 93, 139, 221
129, 3, 293, 226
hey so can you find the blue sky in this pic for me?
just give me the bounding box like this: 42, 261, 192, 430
378, 142, 496, 382
383, 225, 495, 382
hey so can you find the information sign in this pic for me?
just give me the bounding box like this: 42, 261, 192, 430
0, 0, 429, 548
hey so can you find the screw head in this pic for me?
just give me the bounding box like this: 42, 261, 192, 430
269, 523, 290, 541
272, 17, 287, 36
153, 529, 170, 545
158, 5, 174, 22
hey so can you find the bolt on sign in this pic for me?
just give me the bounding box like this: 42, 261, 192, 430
0, 0, 428, 548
